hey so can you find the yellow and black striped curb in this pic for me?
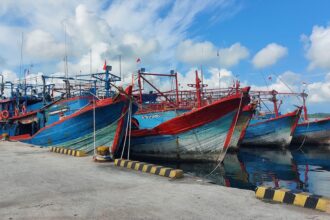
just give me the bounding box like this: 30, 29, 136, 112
49, 147, 87, 157
114, 159, 183, 179
256, 186, 330, 213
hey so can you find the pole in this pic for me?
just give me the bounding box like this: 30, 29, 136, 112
119, 55, 122, 79
195, 70, 202, 108
302, 92, 308, 121
93, 96, 96, 156
137, 71, 143, 105
90, 48, 92, 74
175, 72, 179, 106
272, 91, 279, 117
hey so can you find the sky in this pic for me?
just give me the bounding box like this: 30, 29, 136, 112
0, 0, 330, 113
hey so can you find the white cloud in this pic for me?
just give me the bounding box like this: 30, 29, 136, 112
25, 30, 65, 60
303, 25, 330, 70
252, 43, 288, 69
0, 1, 236, 77
306, 72, 330, 103
252, 71, 301, 93
176, 40, 216, 65
176, 40, 249, 67
218, 43, 249, 67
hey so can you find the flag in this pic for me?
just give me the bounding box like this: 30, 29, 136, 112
136, 58, 141, 63
103, 60, 107, 70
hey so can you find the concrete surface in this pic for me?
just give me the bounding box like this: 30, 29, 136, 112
0, 141, 328, 220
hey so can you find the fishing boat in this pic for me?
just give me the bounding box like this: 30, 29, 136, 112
132, 69, 255, 153
241, 90, 302, 148
0, 79, 51, 136
291, 92, 330, 145
11, 65, 137, 156
129, 70, 251, 162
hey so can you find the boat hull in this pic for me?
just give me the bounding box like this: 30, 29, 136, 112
241, 109, 301, 148
15, 97, 135, 155
292, 117, 330, 145
130, 91, 251, 162
228, 105, 255, 150
131, 111, 237, 162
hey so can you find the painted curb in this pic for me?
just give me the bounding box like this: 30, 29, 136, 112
256, 186, 330, 213
114, 159, 183, 179
50, 147, 87, 157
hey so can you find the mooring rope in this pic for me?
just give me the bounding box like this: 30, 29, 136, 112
120, 99, 132, 159
205, 92, 244, 177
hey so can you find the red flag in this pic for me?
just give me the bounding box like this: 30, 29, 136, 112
103, 60, 107, 70
136, 58, 141, 63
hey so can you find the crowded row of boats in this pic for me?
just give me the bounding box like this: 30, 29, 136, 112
1, 64, 329, 162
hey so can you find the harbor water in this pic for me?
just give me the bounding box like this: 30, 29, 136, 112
148, 145, 330, 198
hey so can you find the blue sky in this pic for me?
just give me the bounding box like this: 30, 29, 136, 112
0, 0, 329, 113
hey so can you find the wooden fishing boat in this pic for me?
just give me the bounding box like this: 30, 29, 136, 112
241, 107, 302, 148
241, 90, 302, 148
132, 70, 255, 154
129, 86, 251, 162
11, 65, 138, 156
292, 117, 330, 145
291, 92, 330, 145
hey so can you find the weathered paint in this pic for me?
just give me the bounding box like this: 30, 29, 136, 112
15, 96, 136, 156
241, 108, 301, 148
130, 92, 250, 162
292, 117, 330, 145
228, 104, 256, 150
131, 111, 237, 161
134, 109, 188, 129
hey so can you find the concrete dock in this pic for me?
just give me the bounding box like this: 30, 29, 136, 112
0, 141, 328, 220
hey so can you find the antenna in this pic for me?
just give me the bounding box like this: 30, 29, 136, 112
63, 21, 68, 78
119, 55, 122, 79
90, 48, 92, 74
19, 32, 24, 81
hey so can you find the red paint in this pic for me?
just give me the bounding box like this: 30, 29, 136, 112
297, 116, 330, 126
111, 85, 133, 154
9, 134, 31, 141
223, 109, 240, 150
131, 91, 250, 137
10, 110, 38, 120
238, 104, 256, 144
224, 178, 231, 187
290, 107, 302, 136
249, 108, 301, 127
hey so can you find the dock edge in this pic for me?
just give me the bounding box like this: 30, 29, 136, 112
114, 159, 183, 179
256, 186, 330, 213
50, 147, 87, 157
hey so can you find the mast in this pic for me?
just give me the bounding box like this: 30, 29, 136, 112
271, 90, 279, 117
195, 70, 202, 108
175, 71, 179, 106
302, 91, 308, 121
137, 70, 143, 105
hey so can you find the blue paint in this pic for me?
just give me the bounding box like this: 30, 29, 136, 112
23, 99, 137, 149
242, 114, 297, 147
131, 111, 237, 161
45, 96, 91, 126
293, 118, 330, 145
134, 109, 188, 129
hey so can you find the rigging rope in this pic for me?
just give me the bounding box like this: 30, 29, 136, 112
205, 92, 244, 177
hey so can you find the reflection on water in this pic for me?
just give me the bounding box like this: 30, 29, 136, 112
154, 146, 330, 197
